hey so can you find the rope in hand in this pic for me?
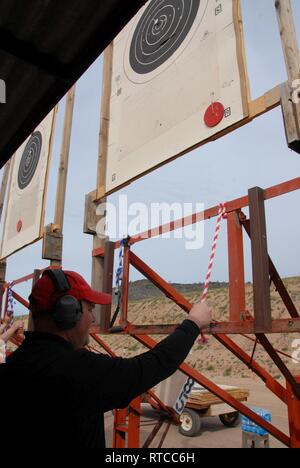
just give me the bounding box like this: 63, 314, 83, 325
198, 203, 227, 344
110, 237, 130, 328
173, 203, 227, 415
6, 283, 15, 324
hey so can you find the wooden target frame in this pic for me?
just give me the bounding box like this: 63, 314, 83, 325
0, 108, 57, 260
98, 0, 251, 197
94, 0, 300, 201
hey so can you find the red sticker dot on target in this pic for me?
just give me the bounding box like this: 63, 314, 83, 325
16, 220, 23, 232
204, 102, 225, 128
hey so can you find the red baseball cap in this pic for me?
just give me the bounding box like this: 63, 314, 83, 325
30, 270, 112, 312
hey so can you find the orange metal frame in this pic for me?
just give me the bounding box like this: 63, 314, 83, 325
90, 177, 300, 448
1, 178, 300, 448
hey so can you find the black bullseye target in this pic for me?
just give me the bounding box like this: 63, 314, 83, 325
129, 0, 201, 75
18, 131, 42, 190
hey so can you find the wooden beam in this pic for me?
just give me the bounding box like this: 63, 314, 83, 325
0, 160, 11, 314
83, 190, 98, 235
248, 187, 272, 333
96, 43, 113, 199
281, 81, 300, 153
275, 0, 300, 153
0, 160, 11, 222
91, 44, 113, 325
275, 0, 300, 83
42, 224, 63, 261
47, 86, 76, 266
53, 85, 76, 234
248, 84, 281, 119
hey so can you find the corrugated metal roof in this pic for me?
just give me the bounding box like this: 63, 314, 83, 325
0, 0, 146, 168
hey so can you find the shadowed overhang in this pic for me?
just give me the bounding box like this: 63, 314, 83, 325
0, 0, 146, 168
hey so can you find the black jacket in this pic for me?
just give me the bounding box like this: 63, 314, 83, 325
0, 319, 199, 447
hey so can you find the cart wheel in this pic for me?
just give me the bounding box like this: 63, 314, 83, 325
219, 412, 241, 428
179, 409, 202, 437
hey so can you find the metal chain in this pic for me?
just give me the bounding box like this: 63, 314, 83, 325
110, 237, 130, 328
7, 283, 15, 322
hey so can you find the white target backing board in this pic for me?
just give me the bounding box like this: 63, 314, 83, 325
104, 0, 249, 194
0, 109, 56, 260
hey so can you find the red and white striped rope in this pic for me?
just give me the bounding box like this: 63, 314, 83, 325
199, 203, 227, 344
201, 203, 227, 303
175, 203, 227, 410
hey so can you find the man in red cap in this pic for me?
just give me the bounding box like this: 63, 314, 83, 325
28, 270, 113, 350
1, 269, 211, 448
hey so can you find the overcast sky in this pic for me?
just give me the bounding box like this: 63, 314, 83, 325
1, 0, 300, 312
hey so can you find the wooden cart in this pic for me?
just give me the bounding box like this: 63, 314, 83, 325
179, 384, 249, 437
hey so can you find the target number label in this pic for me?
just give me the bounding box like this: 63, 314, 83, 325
173, 377, 195, 415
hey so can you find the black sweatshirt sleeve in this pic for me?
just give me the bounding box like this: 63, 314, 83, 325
78, 319, 199, 412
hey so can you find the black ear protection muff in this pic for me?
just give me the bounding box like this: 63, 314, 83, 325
42, 270, 83, 331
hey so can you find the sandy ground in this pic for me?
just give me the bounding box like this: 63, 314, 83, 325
104, 376, 290, 449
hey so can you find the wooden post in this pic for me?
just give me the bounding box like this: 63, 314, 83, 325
275, 0, 300, 153
43, 86, 76, 265
248, 187, 272, 333
96, 45, 113, 204
275, 0, 300, 83
0, 160, 11, 222
53, 85, 76, 234
0, 160, 11, 315
91, 44, 113, 326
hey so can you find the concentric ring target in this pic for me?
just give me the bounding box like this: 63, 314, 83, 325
18, 131, 42, 190
129, 0, 201, 75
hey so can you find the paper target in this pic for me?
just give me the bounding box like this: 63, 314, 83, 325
105, 0, 249, 194
124, 0, 208, 84
129, 0, 201, 75
0, 110, 56, 260
18, 131, 42, 190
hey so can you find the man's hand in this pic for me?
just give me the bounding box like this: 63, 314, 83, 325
0, 320, 24, 343
187, 302, 212, 330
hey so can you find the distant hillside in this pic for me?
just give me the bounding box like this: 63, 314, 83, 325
114, 279, 229, 302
